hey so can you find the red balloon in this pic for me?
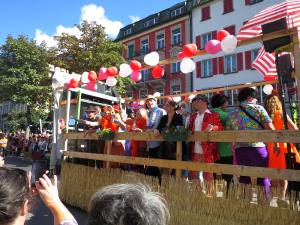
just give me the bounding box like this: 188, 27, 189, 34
88, 71, 97, 82
68, 78, 79, 89
107, 66, 118, 77
182, 44, 198, 57
177, 51, 185, 60
130, 60, 142, 71
151, 65, 164, 79
217, 30, 230, 42
264, 75, 277, 81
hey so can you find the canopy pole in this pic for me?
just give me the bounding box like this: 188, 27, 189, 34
293, 33, 300, 117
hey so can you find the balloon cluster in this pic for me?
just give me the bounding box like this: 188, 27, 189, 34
205, 30, 237, 55
177, 44, 198, 74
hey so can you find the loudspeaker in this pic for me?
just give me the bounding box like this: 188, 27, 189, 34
277, 54, 294, 83
261, 18, 291, 53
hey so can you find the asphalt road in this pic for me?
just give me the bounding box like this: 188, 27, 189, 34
4, 156, 87, 225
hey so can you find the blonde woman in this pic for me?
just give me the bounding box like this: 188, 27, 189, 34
264, 94, 300, 200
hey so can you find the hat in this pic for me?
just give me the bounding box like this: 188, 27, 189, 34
191, 94, 208, 104
86, 105, 97, 112
145, 95, 157, 102
112, 103, 120, 112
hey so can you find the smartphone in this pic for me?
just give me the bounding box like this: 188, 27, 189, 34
31, 161, 47, 187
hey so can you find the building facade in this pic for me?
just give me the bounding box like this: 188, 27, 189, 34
115, 1, 193, 105
191, 0, 283, 106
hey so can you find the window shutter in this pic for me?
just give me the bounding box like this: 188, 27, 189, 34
224, 25, 236, 35
213, 58, 218, 75
212, 30, 217, 39
196, 35, 201, 49
196, 61, 202, 78
224, 0, 233, 13
237, 52, 244, 71
245, 0, 251, 5
245, 51, 252, 69
218, 57, 224, 74
202, 6, 210, 21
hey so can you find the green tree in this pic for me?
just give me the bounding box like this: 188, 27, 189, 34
53, 20, 131, 95
0, 35, 52, 128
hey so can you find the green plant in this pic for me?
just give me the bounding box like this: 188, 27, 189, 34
163, 126, 189, 142
96, 128, 115, 140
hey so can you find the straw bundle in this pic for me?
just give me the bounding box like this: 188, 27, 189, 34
59, 162, 300, 225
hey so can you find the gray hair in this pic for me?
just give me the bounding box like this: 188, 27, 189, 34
86, 183, 170, 225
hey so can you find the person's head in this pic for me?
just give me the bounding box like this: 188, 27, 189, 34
0, 167, 31, 225
191, 94, 208, 112
145, 95, 157, 111
86, 106, 97, 120
211, 94, 229, 110
94, 106, 101, 114
163, 98, 177, 114
87, 183, 170, 225
238, 87, 257, 103
136, 108, 148, 121
264, 94, 282, 120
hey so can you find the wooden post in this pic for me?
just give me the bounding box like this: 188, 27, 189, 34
176, 141, 182, 178
293, 32, 300, 116
64, 89, 71, 152
105, 140, 112, 168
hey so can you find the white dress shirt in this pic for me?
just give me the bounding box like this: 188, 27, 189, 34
194, 112, 205, 154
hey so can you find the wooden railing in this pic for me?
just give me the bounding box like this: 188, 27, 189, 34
63, 130, 300, 181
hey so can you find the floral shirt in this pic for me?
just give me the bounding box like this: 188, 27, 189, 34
226, 102, 272, 148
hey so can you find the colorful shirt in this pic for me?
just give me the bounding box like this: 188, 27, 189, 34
212, 108, 232, 157
147, 106, 164, 149
227, 102, 272, 148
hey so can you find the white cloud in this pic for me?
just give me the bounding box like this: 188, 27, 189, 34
129, 15, 140, 23
35, 4, 123, 48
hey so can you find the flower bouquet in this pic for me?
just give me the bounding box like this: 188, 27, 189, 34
163, 126, 189, 142
96, 128, 115, 140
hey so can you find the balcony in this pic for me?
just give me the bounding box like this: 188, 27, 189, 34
134, 72, 167, 89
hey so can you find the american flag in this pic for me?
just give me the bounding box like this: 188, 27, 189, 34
238, 0, 300, 41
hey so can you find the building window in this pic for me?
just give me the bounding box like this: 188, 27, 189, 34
144, 17, 158, 28
171, 6, 185, 17
171, 62, 181, 73
124, 28, 132, 36
140, 89, 148, 99
128, 44, 134, 58
156, 34, 165, 49
155, 87, 164, 105
201, 6, 210, 21
172, 28, 181, 46
141, 69, 149, 82
141, 39, 149, 53
251, 48, 260, 62
245, 0, 263, 5
202, 59, 213, 78
224, 54, 237, 74
223, 0, 233, 14
170, 79, 181, 95
201, 32, 212, 49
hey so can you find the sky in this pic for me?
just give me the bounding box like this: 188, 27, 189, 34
0, 0, 183, 47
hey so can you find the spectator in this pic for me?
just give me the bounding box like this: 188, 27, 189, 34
188, 94, 223, 196
0, 167, 77, 225
144, 95, 164, 183
86, 183, 169, 225
227, 87, 275, 199
210, 94, 233, 189
0, 133, 8, 157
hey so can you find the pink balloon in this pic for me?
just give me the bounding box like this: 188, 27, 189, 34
98, 67, 107, 80
205, 40, 221, 54
131, 71, 141, 82
86, 82, 97, 91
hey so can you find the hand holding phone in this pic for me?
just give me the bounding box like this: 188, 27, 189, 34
31, 161, 48, 187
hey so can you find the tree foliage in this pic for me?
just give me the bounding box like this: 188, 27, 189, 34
0, 35, 53, 128
52, 21, 131, 94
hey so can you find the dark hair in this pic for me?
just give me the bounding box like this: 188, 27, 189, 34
165, 99, 178, 110
210, 94, 229, 108
87, 183, 170, 225
0, 167, 30, 225
237, 87, 257, 102
191, 94, 208, 104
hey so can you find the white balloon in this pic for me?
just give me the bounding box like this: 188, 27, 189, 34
144, 52, 160, 66
153, 92, 161, 97
188, 94, 196, 101
263, 84, 273, 95
173, 96, 182, 103
119, 63, 132, 77
81, 72, 89, 83
221, 35, 237, 54
180, 57, 196, 74
106, 76, 117, 87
